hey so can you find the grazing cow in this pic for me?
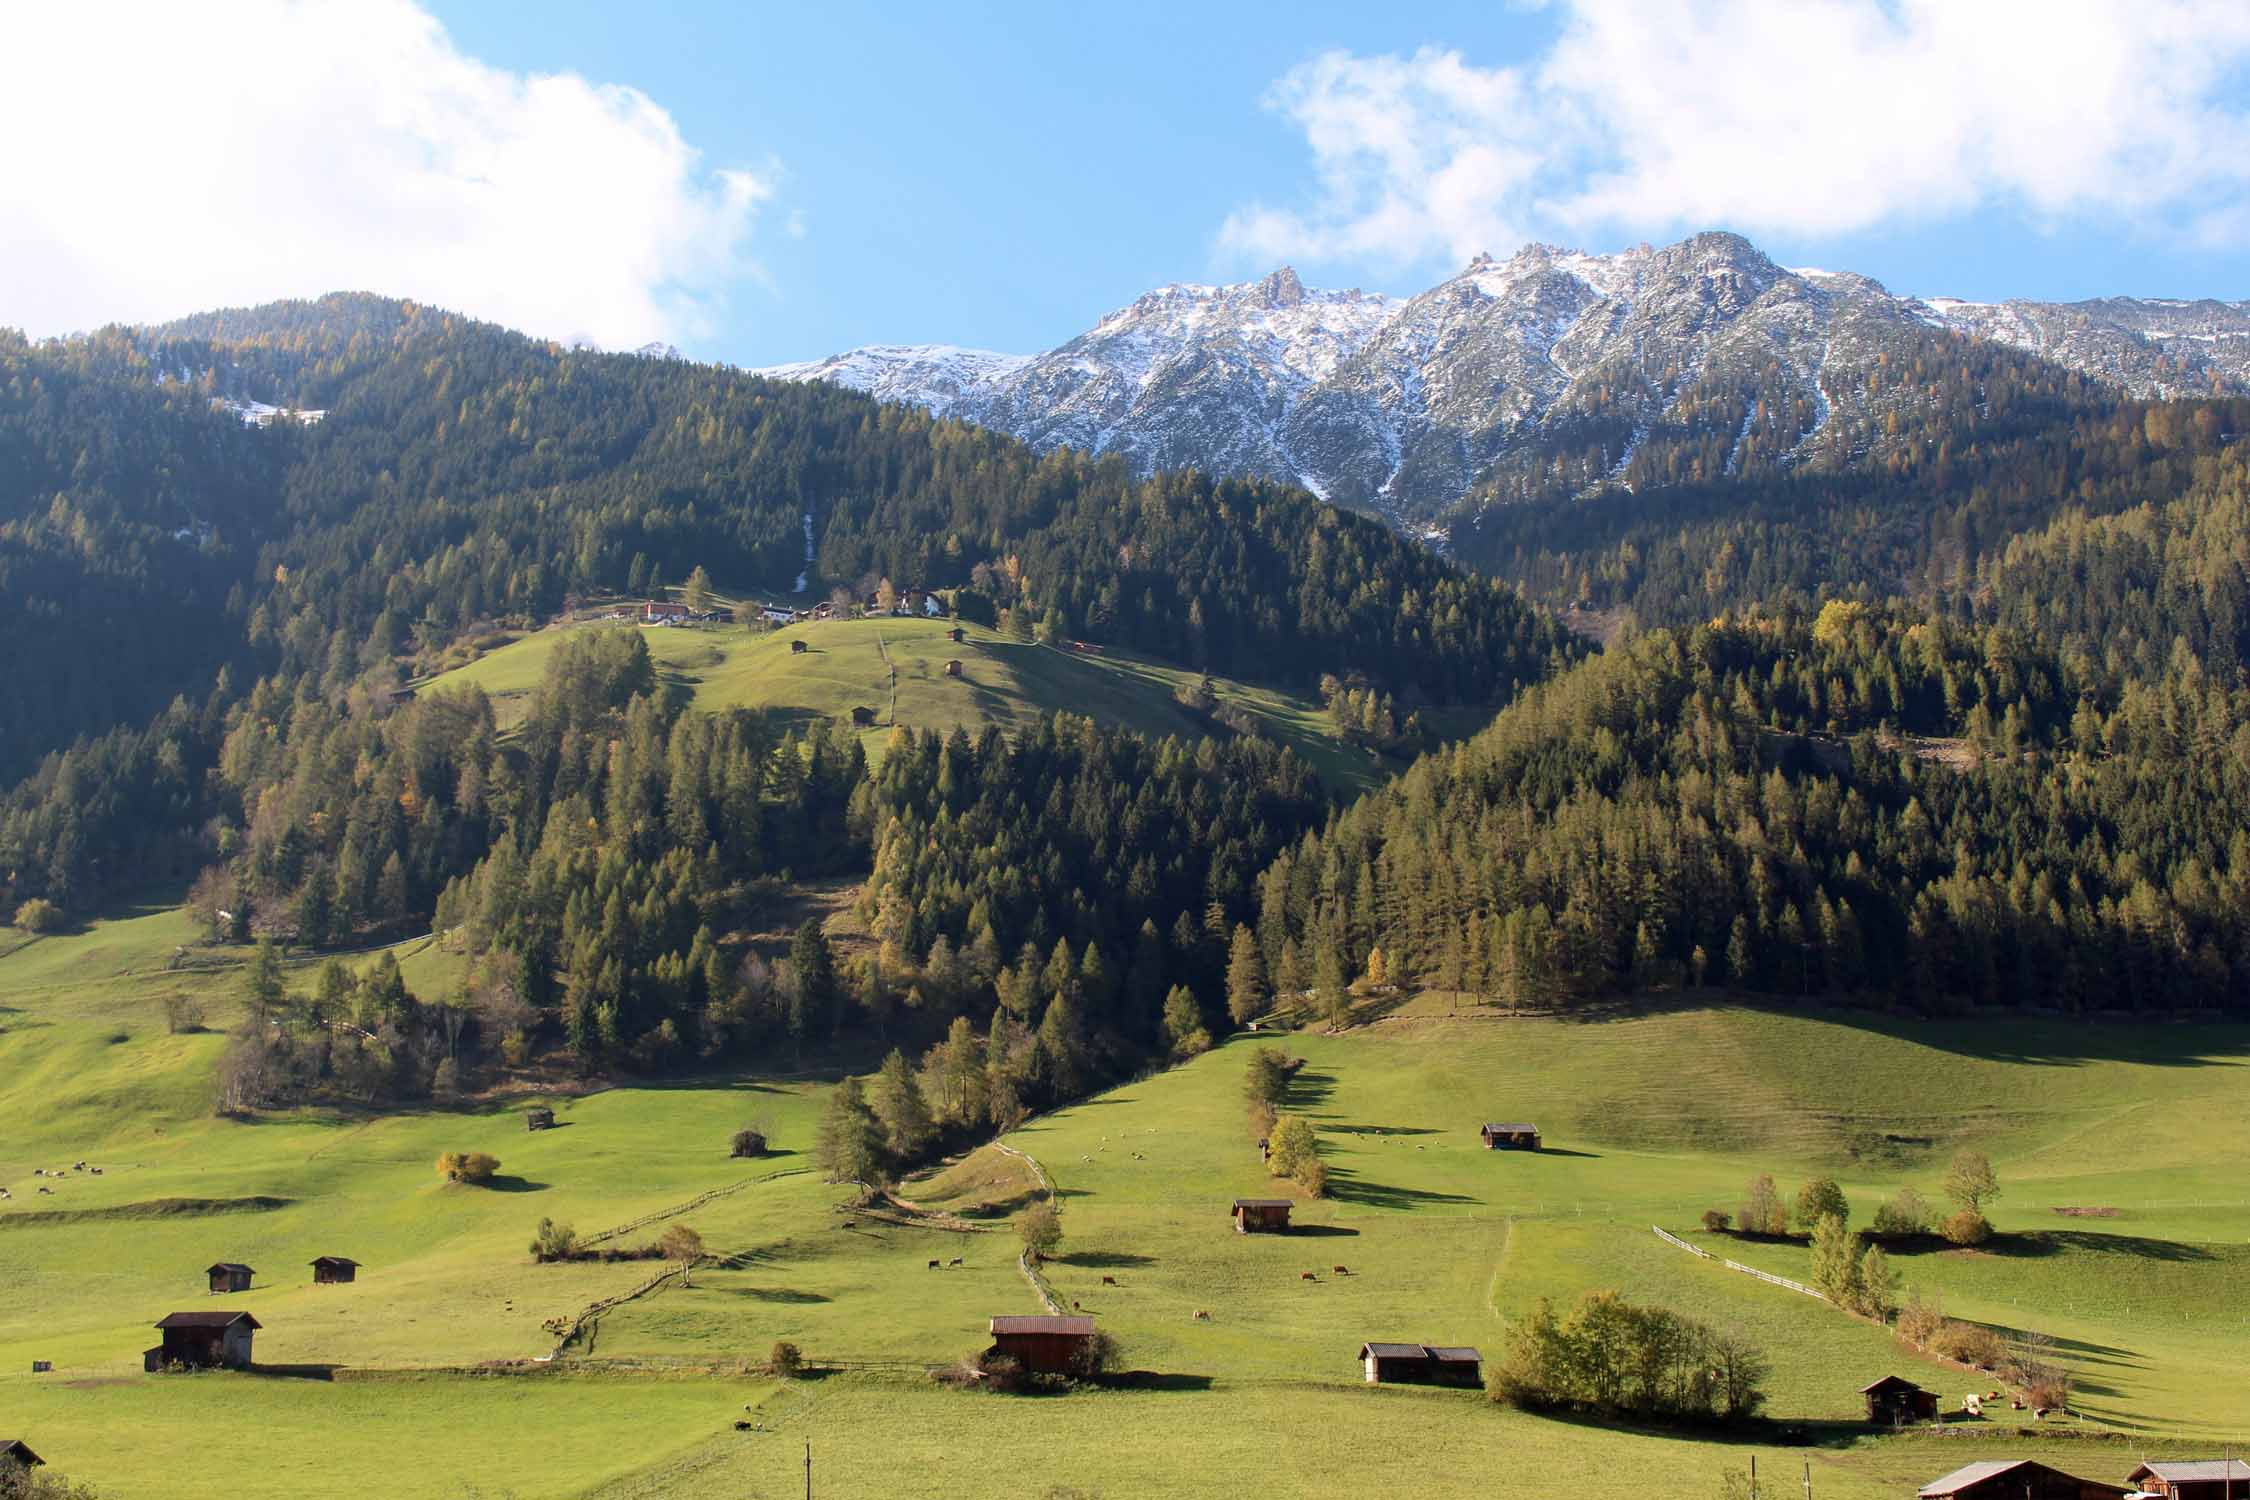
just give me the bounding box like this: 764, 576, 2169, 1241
948, 1257, 964, 1267
1299, 1271, 1316, 1281
37, 1186, 52, 1195
928, 1260, 940, 1269
734, 1419, 755, 1431
1193, 1309, 1211, 1321
1963, 1395, 1983, 1416
1332, 1265, 1350, 1275
89, 1167, 101, 1175
1100, 1275, 1117, 1286
840, 1221, 856, 1230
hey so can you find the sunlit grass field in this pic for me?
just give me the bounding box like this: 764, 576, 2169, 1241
3, 902, 2245, 1497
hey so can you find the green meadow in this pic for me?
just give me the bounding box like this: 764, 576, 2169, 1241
3, 903, 2246, 1498
421, 615, 1389, 790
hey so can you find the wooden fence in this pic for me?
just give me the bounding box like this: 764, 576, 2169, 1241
1651, 1225, 1825, 1300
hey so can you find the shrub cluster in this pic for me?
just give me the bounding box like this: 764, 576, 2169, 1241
1489, 1290, 1768, 1424
436, 1151, 500, 1184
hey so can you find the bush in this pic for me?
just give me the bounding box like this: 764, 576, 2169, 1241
730, 1128, 768, 1158
437, 1151, 501, 1184
161, 994, 207, 1035
769, 1340, 804, 1378
1487, 1289, 1767, 1424
1794, 1178, 1849, 1233
529, 1217, 579, 1262
1067, 1329, 1122, 1379
1700, 1209, 1731, 1234
973, 1350, 1027, 1393
1293, 1156, 1328, 1198
1940, 1209, 1993, 1246
1895, 1288, 1945, 1349
1930, 1319, 2008, 1368
1266, 1115, 1319, 1179
1871, 1187, 1933, 1237
11, 898, 62, 933
1737, 1173, 1787, 1236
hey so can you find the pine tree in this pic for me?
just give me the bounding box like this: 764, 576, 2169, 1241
1225, 923, 1267, 1026
814, 1076, 886, 1186
870, 1048, 935, 1161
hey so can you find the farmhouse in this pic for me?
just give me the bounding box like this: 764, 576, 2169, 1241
205, 1262, 254, 1294
642, 601, 691, 623
310, 1256, 360, 1285
0, 1439, 42, 1468
2127, 1460, 2250, 1498
1232, 1198, 1293, 1233
988, 1315, 1094, 1375
1480, 1122, 1541, 1150
525, 1107, 556, 1131
146, 1311, 260, 1371
1917, 1461, 2129, 1500
1358, 1342, 1483, 1387
1863, 1374, 1940, 1425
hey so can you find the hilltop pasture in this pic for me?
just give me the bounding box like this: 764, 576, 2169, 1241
2, 906, 2246, 1497
422, 614, 1390, 789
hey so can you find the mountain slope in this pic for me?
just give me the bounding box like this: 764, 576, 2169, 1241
757, 232, 2250, 527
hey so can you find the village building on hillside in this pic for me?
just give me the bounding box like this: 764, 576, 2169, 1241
2127, 1460, 2250, 1499
1862, 1374, 1939, 1425
310, 1256, 360, 1285
1480, 1122, 1541, 1150
205, 1262, 254, 1294
526, 1107, 556, 1131
988, 1315, 1094, 1375
1232, 1198, 1293, 1233
146, 1311, 260, 1371
0, 1439, 43, 1469
1917, 1461, 2128, 1500
1357, 1342, 1483, 1387
642, 601, 691, 624
947, 626, 967, 643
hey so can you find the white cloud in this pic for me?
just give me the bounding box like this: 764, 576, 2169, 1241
0, 0, 772, 347
1222, 0, 2250, 269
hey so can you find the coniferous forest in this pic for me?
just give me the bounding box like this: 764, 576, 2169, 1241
3, 292, 2247, 1116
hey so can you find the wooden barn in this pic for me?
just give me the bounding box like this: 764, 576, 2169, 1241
146, 1311, 260, 1371
790, 638, 809, 654
947, 626, 966, 643
1358, 1342, 1482, 1387
525, 1107, 555, 1131
987, 1315, 1094, 1376
310, 1256, 360, 1285
1863, 1374, 1940, 1425
1232, 1198, 1293, 1233
205, 1262, 254, 1294
1917, 1461, 2129, 1500
1480, 1122, 1541, 1150
944, 659, 963, 677
0, 1439, 42, 1469
2126, 1460, 2250, 1498
850, 706, 877, 726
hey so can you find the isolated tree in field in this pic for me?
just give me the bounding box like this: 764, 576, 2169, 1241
814, 1076, 885, 1186
529, 1217, 578, 1262
730, 1127, 768, 1158
436, 1151, 500, 1184
683, 565, 713, 613
1738, 1173, 1786, 1236
1225, 924, 1267, 1025
1266, 1116, 1321, 1192
1016, 1200, 1062, 1262
659, 1223, 707, 1285
11, 897, 61, 933
1794, 1177, 1849, 1233
871, 1048, 935, 1161
1942, 1148, 2000, 1215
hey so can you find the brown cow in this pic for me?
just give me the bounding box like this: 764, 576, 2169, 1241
1299, 1271, 1317, 1281
1192, 1310, 1212, 1321
1100, 1275, 1117, 1286
1332, 1265, 1350, 1275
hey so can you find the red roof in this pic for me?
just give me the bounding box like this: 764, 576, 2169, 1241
990, 1315, 1093, 1337
156, 1311, 261, 1330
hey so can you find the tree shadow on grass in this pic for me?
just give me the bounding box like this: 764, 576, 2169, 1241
1093, 1371, 1215, 1391
482, 1175, 550, 1193
1534, 1147, 1602, 1158
727, 1287, 832, 1305
1057, 1251, 1158, 1268
1332, 1125, 1440, 1138
1322, 1169, 1477, 1210
1979, 1230, 2213, 1262
250, 1363, 340, 1381
1283, 1071, 1337, 1108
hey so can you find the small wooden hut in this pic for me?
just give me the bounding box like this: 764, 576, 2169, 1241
1479, 1122, 1541, 1150
1863, 1374, 1939, 1425
987, 1315, 1094, 1376
1232, 1198, 1293, 1233
947, 626, 966, 643
2127, 1460, 2250, 1499
1358, 1342, 1482, 1387
0, 1439, 43, 1469
850, 706, 877, 726
205, 1262, 254, 1294
944, 659, 963, 677
146, 1311, 259, 1371
526, 1107, 556, 1131
310, 1256, 360, 1285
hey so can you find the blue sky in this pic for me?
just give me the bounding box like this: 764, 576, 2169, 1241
5, 1, 2246, 361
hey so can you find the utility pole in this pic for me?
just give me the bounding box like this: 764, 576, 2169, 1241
804, 1437, 812, 1500
1803, 1457, 1813, 1498
1750, 1453, 1758, 1500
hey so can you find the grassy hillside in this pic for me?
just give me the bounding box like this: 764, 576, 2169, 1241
3, 908, 2245, 1497
423, 616, 1392, 790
